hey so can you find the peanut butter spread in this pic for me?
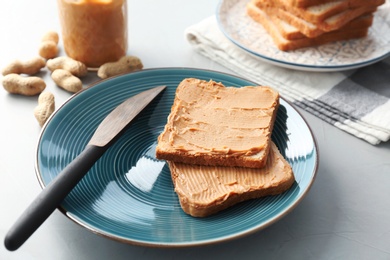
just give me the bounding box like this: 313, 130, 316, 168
57, 0, 127, 68
168, 142, 294, 210
158, 78, 279, 157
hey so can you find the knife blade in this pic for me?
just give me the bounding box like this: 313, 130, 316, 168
4, 85, 166, 251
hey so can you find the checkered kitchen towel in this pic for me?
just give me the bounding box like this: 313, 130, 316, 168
185, 16, 390, 145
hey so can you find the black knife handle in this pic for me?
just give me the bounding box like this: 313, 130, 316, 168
4, 145, 106, 251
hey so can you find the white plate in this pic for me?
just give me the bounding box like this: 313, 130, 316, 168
217, 0, 390, 72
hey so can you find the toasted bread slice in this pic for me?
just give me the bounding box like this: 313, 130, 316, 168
168, 142, 295, 217
156, 78, 279, 169
256, 0, 384, 24
251, 0, 376, 38
273, 4, 376, 34
247, 2, 370, 51
271, 11, 373, 40
285, 0, 340, 8
284, 0, 384, 8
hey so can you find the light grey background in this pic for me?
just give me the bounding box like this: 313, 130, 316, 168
1, 1, 389, 259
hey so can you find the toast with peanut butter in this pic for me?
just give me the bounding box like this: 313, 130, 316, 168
168, 142, 295, 217
155, 78, 279, 169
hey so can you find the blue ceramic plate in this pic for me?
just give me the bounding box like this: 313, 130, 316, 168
217, 0, 390, 72
36, 68, 318, 247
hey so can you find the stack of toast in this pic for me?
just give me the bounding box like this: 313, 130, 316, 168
246, 0, 385, 51
156, 78, 295, 217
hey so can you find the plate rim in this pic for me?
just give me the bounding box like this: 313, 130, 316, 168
216, 0, 390, 72
34, 67, 319, 247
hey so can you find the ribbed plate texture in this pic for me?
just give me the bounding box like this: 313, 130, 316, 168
36, 68, 318, 247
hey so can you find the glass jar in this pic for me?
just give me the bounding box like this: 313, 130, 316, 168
57, 0, 128, 68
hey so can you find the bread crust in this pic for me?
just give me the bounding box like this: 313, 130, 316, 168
256, 0, 384, 24
156, 149, 269, 168
272, 13, 373, 40
277, 5, 377, 33
283, 0, 383, 8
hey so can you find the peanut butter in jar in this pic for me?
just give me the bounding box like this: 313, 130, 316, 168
57, 0, 128, 68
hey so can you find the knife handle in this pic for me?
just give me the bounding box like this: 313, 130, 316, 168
4, 145, 106, 251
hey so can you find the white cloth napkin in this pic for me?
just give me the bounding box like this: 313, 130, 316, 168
185, 16, 390, 145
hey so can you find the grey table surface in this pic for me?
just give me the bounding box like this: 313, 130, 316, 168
1, 1, 389, 259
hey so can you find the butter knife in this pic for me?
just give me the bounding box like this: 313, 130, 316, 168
4, 85, 166, 251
